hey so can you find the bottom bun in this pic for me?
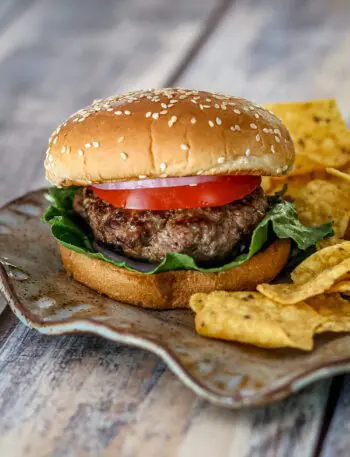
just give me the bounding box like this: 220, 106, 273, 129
59, 239, 291, 309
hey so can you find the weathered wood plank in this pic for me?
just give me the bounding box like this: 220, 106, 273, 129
178, 382, 330, 457
318, 376, 350, 457
179, 0, 350, 114
0, 0, 218, 206
0, 0, 38, 33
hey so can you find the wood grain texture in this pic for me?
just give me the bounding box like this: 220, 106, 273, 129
179, 0, 350, 116
1, 0, 350, 455
318, 376, 350, 457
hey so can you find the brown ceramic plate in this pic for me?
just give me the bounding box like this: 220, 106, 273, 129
1, 189, 350, 408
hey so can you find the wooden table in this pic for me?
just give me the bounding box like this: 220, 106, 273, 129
1, 1, 350, 455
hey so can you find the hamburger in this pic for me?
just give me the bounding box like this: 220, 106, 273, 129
43, 88, 332, 308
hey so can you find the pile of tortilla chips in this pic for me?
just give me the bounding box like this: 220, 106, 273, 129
262, 99, 350, 240
191, 242, 350, 350
190, 99, 350, 351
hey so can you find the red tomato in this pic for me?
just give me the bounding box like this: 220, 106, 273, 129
91, 175, 261, 210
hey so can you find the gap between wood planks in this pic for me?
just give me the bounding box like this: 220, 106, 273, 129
164, 0, 233, 87
313, 376, 345, 457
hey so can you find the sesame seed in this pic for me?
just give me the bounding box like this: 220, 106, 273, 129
124, 110, 131, 115
152, 113, 159, 120
199, 104, 204, 110
216, 117, 222, 125
243, 107, 249, 112
120, 152, 128, 160
214, 104, 220, 109
250, 123, 258, 129
190, 117, 197, 124
221, 104, 227, 110
85, 143, 91, 148
233, 109, 241, 114
208, 120, 215, 127
170, 115, 177, 124
160, 110, 168, 115
48, 155, 53, 162
275, 136, 281, 143
249, 106, 255, 111
61, 146, 66, 153
245, 148, 251, 156
118, 136, 125, 143
206, 98, 212, 102
114, 111, 122, 115
255, 113, 260, 119
217, 156, 225, 164
263, 128, 269, 133
256, 134, 261, 142
139, 175, 147, 179
159, 162, 167, 172
234, 124, 241, 131
92, 141, 100, 148
78, 149, 84, 156
161, 103, 168, 109
170, 99, 177, 103
271, 145, 276, 154
168, 120, 174, 127
203, 105, 210, 109
274, 128, 281, 136
145, 111, 152, 118
180, 143, 189, 151
53, 136, 58, 145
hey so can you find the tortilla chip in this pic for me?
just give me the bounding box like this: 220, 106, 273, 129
307, 294, 350, 333
327, 278, 350, 294
317, 237, 346, 250
292, 241, 350, 284
257, 258, 350, 304
326, 168, 350, 183
265, 171, 331, 199
292, 155, 326, 176
294, 180, 350, 238
265, 99, 350, 171
190, 291, 320, 350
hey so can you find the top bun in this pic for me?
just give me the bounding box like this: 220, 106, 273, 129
45, 88, 295, 187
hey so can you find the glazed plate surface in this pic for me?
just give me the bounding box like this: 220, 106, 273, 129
1, 189, 350, 408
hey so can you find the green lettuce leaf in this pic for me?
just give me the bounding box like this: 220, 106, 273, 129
42, 187, 334, 275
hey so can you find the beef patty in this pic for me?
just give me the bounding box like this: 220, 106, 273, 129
73, 187, 268, 264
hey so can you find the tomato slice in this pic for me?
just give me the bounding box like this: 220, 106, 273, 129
91, 175, 261, 210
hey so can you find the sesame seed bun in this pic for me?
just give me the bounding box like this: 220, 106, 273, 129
45, 88, 295, 187
59, 239, 291, 309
